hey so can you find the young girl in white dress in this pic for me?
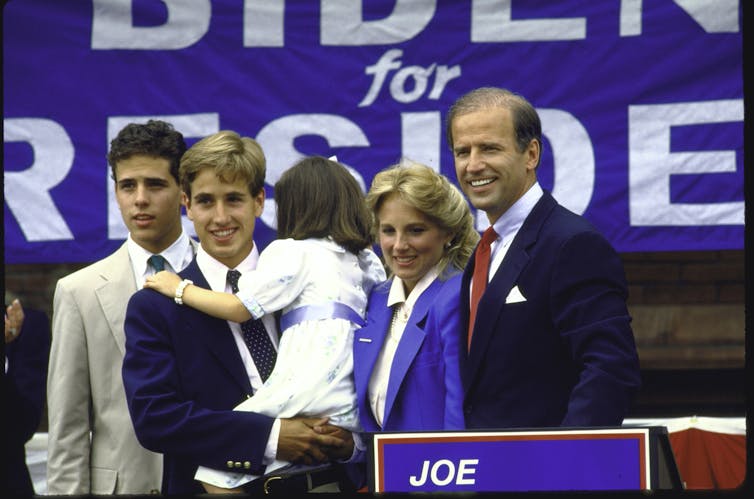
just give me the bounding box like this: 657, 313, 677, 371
145, 156, 386, 491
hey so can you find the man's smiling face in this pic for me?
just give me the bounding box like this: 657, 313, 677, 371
184, 167, 264, 269
451, 106, 538, 224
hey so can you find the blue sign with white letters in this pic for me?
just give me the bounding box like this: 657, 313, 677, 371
3, 1, 744, 263
371, 429, 653, 492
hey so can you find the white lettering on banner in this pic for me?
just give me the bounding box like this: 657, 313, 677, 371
257, 111, 441, 227
91, 0, 210, 50
628, 99, 743, 226
3, 118, 75, 241
672, 0, 739, 33
621, 0, 739, 36
90, 0, 740, 50
474, 108, 595, 231
539, 109, 595, 216
255, 114, 370, 229
402, 112, 441, 169
619, 0, 643, 36
471, 0, 586, 42
321, 0, 436, 46
244, 0, 284, 47
408, 459, 479, 487
5, 99, 741, 243
360, 50, 461, 107
107, 114, 220, 240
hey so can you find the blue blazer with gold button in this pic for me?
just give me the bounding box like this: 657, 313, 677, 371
354, 273, 465, 432
122, 258, 275, 495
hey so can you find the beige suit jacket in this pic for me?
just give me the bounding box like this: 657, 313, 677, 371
46, 241, 194, 494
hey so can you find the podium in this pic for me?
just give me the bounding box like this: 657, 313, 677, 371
367, 426, 683, 492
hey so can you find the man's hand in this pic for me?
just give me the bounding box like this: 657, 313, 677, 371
313, 421, 355, 460
277, 417, 351, 464
5, 298, 24, 344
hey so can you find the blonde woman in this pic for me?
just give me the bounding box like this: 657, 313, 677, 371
354, 160, 479, 431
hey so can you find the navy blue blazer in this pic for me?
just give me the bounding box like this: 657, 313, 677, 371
461, 191, 641, 429
354, 274, 465, 432
122, 259, 275, 495
3, 307, 49, 496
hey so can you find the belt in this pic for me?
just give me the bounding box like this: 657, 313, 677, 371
279, 302, 365, 332
245, 465, 346, 494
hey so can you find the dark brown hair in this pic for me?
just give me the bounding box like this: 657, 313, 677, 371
275, 156, 373, 254
107, 120, 186, 182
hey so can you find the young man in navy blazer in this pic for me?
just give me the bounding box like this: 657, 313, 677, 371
447, 87, 641, 429
122, 131, 354, 494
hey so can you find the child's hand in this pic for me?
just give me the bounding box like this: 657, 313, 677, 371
144, 270, 182, 298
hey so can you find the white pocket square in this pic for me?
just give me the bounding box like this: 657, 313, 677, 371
505, 285, 526, 304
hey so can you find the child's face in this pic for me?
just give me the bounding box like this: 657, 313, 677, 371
185, 167, 264, 269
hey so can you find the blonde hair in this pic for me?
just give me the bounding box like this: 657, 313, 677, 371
366, 159, 479, 278
180, 130, 266, 198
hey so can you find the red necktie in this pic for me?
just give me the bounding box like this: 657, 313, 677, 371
468, 227, 498, 350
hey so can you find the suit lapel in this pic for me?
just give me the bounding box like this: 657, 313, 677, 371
180, 260, 253, 395
95, 239, 198, 356
354, 287, 390, 402
382, 280, 440, 425
464, 192, 558, 390
95, 243, 137, 355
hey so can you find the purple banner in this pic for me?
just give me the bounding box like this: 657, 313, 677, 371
3, 1, 744, 263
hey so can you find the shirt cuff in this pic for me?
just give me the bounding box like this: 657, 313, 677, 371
194, 465, 255, 489
266, 418, 281, 461
238, 294, 265, 320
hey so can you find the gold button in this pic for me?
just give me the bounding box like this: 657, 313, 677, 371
227, 460, 234, 469
244, 461, 251, 469
234, 461, 242, 468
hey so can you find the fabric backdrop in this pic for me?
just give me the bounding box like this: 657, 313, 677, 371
3, 0, 744, 263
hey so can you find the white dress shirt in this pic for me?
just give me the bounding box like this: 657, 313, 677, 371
194, 244, 279, 389
192, 243, 281, 488
485, 182, 544, 282
126, 230, 195, 287
368, 265, 440, 427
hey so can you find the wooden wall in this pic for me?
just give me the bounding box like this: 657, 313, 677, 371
4, 249, 747, 421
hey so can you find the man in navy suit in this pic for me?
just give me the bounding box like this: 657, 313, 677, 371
447, 87, 641, 429
3, 297, 49, 496
122, 131, 353, 494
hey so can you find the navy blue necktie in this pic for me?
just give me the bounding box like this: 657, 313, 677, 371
226, 269, 276, 382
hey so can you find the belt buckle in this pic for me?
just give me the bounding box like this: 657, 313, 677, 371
263, 475, 283, 494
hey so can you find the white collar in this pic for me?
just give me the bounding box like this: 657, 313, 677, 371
127, 230, 193, 274
196, 242, 260, 292
387, 264, 440, 310
490, 182, 544, 242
